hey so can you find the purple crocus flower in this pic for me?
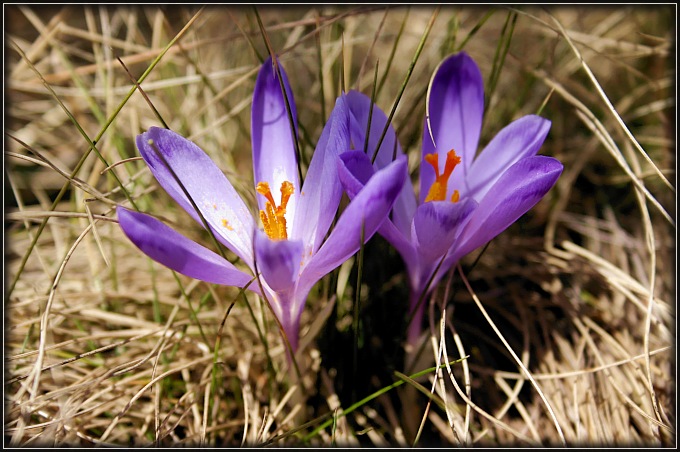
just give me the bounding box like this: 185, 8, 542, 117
117, 57, 407, 352
338, 52, 563, 345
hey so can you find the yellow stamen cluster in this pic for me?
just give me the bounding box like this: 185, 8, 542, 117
257, 180, 294, 241
424, 149, 461, 203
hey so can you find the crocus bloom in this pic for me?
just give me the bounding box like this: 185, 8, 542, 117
118, 57, 407, 352
338, 52, 563, 345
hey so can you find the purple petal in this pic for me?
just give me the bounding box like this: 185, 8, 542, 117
338, 150, 419, 274
407, 198, 477, 301
377, 219, 419, 278
252, 56, 300, 223
253, 229, 303, 294
411, 198, 477, 262
136, 127, 255, 267
450, 155, 563, 262
252, 230, 306, 352
250, 281, 303, 353
117, 207, 257, 291
346, 90, 417, 234
291, 95, 350, 255
337, 150, 376, 198
298, 154, 408, 293
466, 115, 551, 200
269, 290, 304, 353
391, 175, 418, 239
346, 90, 402, 169
421, 52, 484, 203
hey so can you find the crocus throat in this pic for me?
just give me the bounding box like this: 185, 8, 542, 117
257, 181, 294, 241
424, 149, 461, 203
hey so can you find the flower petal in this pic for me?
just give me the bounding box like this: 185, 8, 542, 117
466, 115, 551, 201
346, 90, 417, 234
338, 150, 418, 272
291, 95, 350, 255
269, 290, 304, 353
298, 154, 408, 293
136, 127, 255, 267
246, 279, 303, 353
252, 230, 306, 352
450, 155, 563, 263
337, 149, 376, 197
411, 198, 477, 262
117, 207, 257, 291
253, 229, 303, 294
346, 90, 402, 169
421, 52, 484, 203
252, 56, 300, 223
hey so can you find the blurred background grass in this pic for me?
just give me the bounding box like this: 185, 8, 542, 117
4, 4, 675, 447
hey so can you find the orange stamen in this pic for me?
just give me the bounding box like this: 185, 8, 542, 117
257, 181, 294, 240
424, 149, 461, 203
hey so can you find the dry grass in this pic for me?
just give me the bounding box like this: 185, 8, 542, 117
4, 4, 675, 447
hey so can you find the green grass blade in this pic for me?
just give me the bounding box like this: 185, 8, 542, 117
376, 7, 409, 98
371, 7, 439, 164
362, 60, 379, 155
351, 221, 366, 402
5, 8, 204, 301
456, 8, 497, 52
301, 358, 466, 442
485, 11, 517, 113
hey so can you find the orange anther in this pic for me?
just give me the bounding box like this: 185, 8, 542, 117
451, 190, 460, 203
257, 181, 294, 240
424, 149, 461, 203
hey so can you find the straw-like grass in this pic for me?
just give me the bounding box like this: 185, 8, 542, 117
5, 5, 675, 447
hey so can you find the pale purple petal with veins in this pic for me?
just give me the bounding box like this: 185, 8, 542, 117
411, 198, 477, 263
118, 207, 257, 292
253, 229, 305, 350
291, 95, 350, 256
253, 229, 303, 294
136, 127, 255, 267
447, 155, 563, 267
252, 56, 300, 223
466, 115, 551, 201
